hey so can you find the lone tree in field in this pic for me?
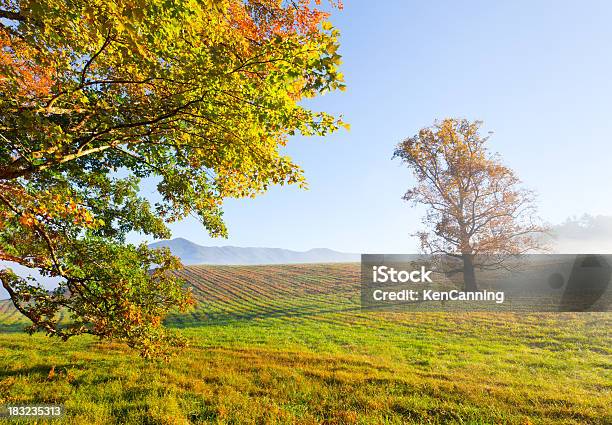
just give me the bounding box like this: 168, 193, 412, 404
0, 0, 346, 357
393, 119, 547, 291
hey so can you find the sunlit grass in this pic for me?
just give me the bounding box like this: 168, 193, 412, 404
0, 264, 610, 424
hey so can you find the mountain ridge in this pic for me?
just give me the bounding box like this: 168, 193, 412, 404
148, 238, 360, 265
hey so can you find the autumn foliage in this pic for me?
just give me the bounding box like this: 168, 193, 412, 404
0, 0, 345, 356
394, 119, 548, 290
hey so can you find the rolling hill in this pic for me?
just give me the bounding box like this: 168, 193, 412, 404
0, 239, 359, 299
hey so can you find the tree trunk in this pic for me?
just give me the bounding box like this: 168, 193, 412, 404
462, 254, 478, 291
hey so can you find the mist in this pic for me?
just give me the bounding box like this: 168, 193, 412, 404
548, 215, 612, 254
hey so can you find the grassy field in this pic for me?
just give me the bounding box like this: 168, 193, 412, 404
0, 263, 610, 424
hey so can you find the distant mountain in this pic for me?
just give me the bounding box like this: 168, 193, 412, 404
148, 238, 359, 265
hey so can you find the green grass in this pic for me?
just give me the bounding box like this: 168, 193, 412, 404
0, 264, 610, 424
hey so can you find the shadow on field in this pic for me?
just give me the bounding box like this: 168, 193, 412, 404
0, 323, 26, 332
168, 304, 362, 328
0, 363, 77, 380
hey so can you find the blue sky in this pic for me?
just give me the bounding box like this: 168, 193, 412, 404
132, 0, 612, 253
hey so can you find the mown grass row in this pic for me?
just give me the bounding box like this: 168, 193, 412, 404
167, 264, 360, 326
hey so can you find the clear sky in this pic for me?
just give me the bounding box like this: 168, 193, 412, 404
131, 0, 612, 253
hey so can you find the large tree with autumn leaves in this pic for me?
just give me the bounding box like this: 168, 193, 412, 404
0, 0, 346, 357
394, 119, 547, 291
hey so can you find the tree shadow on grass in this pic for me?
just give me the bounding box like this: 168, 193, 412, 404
167, 303, 363, 328
0, 363, 77, 380
0, 323, 27, 333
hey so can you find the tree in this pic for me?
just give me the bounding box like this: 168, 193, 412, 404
393, 119, 547, 291
0, 0, 346, 357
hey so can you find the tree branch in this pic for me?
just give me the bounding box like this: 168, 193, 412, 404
0, 9, 25, 21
